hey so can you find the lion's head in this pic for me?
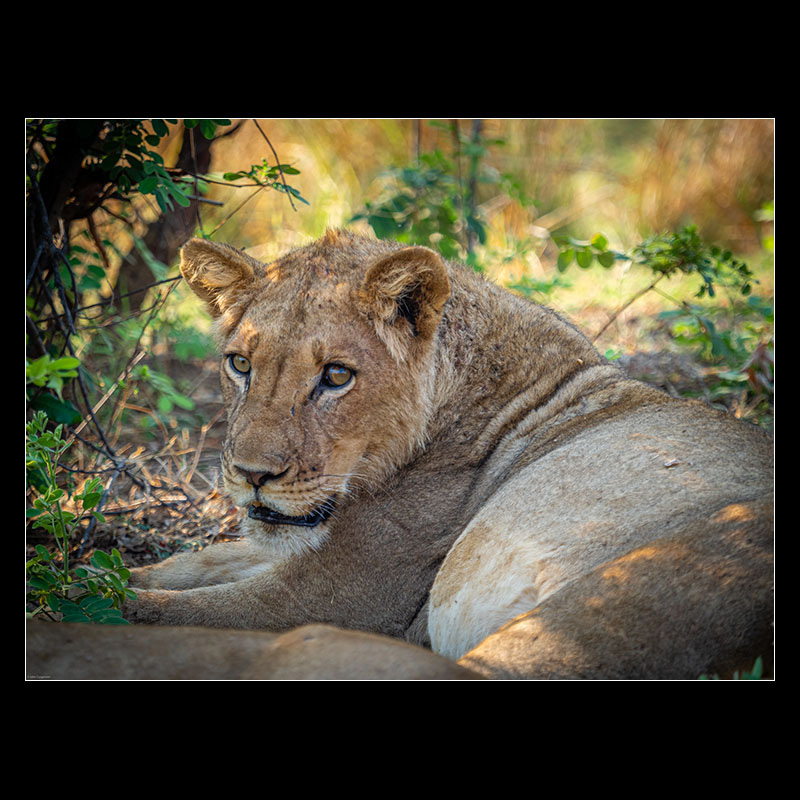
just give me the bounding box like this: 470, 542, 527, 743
180, 230, 451, 555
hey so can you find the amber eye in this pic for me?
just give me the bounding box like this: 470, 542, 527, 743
229, 354, 251, 375
321, 364, 353, 388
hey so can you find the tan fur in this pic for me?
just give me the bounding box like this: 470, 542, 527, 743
26, 622, 481, 680
106, 229, 772, 679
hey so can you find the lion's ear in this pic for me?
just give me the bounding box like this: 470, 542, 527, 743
180, 238, 261, 318
360, 246, 450, 349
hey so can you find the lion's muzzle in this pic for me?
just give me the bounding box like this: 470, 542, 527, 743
248, 499, 337, 528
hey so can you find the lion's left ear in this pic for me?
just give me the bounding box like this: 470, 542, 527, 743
180, 238, 263, 319
360, 246, 450, 349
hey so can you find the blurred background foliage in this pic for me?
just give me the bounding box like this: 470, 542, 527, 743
25, 118, 774, 581
204, 119, 775, 414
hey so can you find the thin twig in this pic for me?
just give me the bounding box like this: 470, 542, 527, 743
185, 407, 225, 485
592, 273, 666, 343
26, 315, 47, 359
36, 276, 182, 323
208, 185, 266, 237
185, 194, 224, 206
26, 239, 48, 291
69, 350, 148, 442
75, 278, 179, 445
252, 119, 296, 211
189, 127, 205, 236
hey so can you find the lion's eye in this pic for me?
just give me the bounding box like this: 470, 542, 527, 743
229, 354, 251, 375
321, 364, 353, 388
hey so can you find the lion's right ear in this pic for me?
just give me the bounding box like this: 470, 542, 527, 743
359, 246, 450, 360
180, 238, 261, 318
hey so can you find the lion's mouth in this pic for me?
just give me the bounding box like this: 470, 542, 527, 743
248, 498, 336, 528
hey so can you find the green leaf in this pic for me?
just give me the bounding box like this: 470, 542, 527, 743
81, 491, 103, 510
100, 153, 119, 172
35, 545, 51, 560
60, 601, 91, 623
557, 249, 573, 272
167, 181, 192, 207
597, 251, 615, 268
80, 595, 114, 611
171, 392, 195, 410
576, 249, 594, 269
44, 487, 65, 503
368, 214, 402, 240
106, 573, 124, 592
26, 355, 49, 382
155, 186, 171, 213
286, 186, 309, 205
48, 356, 80, 371
748, 656, 764, 679
138, 176, 159, 194
91, 550, 114, 570
99, 614, 130, 625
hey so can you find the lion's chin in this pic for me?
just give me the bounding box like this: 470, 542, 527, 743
248, 498, 337, 529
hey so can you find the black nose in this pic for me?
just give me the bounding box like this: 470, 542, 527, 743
237, 466, 290, 487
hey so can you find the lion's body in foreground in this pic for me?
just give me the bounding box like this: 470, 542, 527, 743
36, 230, 772, 680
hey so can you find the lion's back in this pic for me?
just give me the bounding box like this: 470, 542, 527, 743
428, 394, 773, 672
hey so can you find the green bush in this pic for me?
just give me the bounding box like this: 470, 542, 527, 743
26, 411, 136, 624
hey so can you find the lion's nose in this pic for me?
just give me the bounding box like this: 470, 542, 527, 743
236, 466, 290, 487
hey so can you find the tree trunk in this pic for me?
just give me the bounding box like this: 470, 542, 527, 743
114, 128, 215, 312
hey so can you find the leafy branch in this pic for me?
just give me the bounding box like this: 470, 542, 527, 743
555, 224, 772, 421
26, 411, 136, 624
26, 118, 306, 489
352, 119, 519, 268
554, 225, 757, 341
220, 158, 307, 204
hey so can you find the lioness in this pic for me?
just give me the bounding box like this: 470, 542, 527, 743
124, 229, 773, 679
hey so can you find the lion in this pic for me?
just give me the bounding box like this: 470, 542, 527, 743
25, 622, 482, 680
117, 229, 773, 679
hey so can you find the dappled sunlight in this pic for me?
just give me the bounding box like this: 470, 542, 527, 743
712, 502, 757, 524
599, 545, 666, 584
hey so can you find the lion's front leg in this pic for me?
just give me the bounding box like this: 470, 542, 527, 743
124, 571, 290, 630
128, 539, 275, 590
